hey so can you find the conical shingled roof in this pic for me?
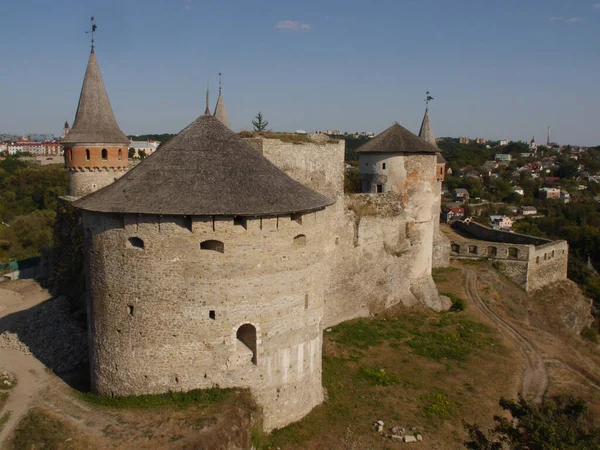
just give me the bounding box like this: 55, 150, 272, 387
214, 91, 230, 129
62, 51, 129, 145
73, 115, 333, 216
357, 123, 438, 154
418, 110, 436, 146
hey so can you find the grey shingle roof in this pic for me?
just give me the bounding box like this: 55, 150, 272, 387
74, 114, 333, 216
418, 110, 436, 146
357, 123, 438, 154
213, 91, 230, 129
436, 152, 446, 164
62, 51, 129, 145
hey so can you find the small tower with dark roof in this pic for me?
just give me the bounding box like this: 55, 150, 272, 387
62, 45, 130, 197
213, 73, 230, 129
62, 120, 70, 138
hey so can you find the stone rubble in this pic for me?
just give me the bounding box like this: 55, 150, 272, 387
373, 420, 424, 444
0, 296, 87, 373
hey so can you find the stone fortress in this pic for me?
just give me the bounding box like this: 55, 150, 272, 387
59, 45, 565, 431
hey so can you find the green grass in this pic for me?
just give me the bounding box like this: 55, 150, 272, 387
357, 367, 399, 386
7, 409, 79, 450
263, 309, 500, 449
330, 311, 494, 363
80, 387, 244, 410
422, 392, 454, 419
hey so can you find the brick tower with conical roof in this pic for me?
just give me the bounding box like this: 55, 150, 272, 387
62, 47, 130, 197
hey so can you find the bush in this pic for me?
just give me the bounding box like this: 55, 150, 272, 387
581, 326, 598, 344
357, 367, 398, 386
422, 392, 453, 419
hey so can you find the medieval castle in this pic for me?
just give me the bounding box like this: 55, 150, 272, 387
59, 46, 565, 431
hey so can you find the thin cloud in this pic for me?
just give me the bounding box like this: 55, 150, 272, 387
593, 3, 600, 9
274, 20, 311, 31
549, 16, 563, 22
184, 0, 192, 10
567, 17, 582, 22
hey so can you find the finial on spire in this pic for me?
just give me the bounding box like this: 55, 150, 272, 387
204, 83, 211, 115
425, 91, 434, 112
85, 16, 97, 53
219, 72, 222, 94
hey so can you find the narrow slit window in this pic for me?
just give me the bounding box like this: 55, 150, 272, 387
85, 149, 90, 160
102, 148, 108, 160
209, 310, 216, 320
127, 305, 134, 316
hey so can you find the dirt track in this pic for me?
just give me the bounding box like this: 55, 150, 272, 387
463, 267, 549, 402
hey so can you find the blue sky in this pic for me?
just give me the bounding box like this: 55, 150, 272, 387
1, 0, 599, 145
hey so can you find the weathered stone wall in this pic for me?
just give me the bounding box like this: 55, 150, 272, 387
244, 138, 345, 201
68, 168, 127, 197
527, 240, 569, 291
252, 138, 444, 323
448, 226, 568, 291
83, 210, 329, 431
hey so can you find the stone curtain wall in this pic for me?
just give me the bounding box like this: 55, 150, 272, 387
527, 240, 569, 291
244, 138, 345, 201
83, 210, 329, 431
250, 137, 444, 325
449, 236, 568, 292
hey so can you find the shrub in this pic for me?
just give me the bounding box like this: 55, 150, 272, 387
358, 367, 399, 386
581, 326, 598, 344
422, 392, 453, 419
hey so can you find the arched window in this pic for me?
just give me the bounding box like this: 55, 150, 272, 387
126, 237, 144, 249
85, 149, 90, 160
236, 324, 257, 365
200, 240, 224, 253
118, 149, 122, 160
101, 148, 108, 160
293, 234, 307, 246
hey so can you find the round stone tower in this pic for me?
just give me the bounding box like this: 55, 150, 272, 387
62, 48, 130, 197
73, 114, 334, 431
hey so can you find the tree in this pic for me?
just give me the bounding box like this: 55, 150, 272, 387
252, 112, 269, 132
128, 148, 136, 159
464, 395, 600, 449
138, 149, 147, 160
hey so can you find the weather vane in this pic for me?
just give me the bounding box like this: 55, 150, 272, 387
425, 91, 434, 111
85, 17, 97, 52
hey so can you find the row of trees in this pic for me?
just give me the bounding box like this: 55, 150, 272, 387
0, 156, 68, 262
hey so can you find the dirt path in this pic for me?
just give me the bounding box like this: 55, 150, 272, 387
0, 283, 53, 446
463, 267, 548, 402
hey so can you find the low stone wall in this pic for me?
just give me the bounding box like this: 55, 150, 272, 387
448, 221, 568, 291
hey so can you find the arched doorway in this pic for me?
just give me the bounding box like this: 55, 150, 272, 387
236, 324, 257, 365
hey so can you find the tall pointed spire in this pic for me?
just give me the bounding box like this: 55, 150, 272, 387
213, 72, 230, 129
419, 91, 436, 146
204, 84, 211, 115
62, 49, 129, 145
